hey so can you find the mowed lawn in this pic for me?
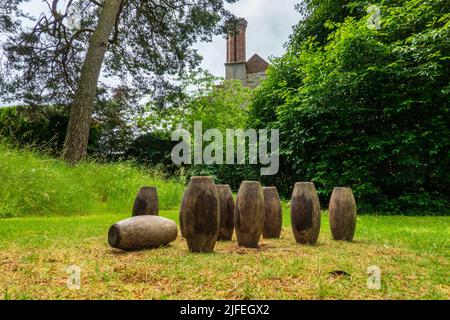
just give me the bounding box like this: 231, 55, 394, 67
0, 210, 448, 300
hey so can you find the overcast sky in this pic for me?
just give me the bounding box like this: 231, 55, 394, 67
0, 0, 301, 106
196, 0, 301, 77
20, 0, 301, 75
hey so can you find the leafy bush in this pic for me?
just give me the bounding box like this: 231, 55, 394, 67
0, 144, 184, 217
249, 0, 450, 214
0, 105, 69, 155
186, 164, 260, 191
125, 133, 179, 176
181, 80, 256, 187
140, 77, 255, 187
0, 97, 136, 160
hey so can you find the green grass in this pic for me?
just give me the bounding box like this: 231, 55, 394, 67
0, 210, 448, 300
0, 144, 448, 299
0, 144, 184, 217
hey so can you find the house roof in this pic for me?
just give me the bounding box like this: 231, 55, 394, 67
246, 54, 269, 74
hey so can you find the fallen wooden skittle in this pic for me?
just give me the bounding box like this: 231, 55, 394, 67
291, 182, 321, 244
108, 216, 177, 251
329, 187, 357, 241
262, 187, 282, 239
132, 186, 159, 216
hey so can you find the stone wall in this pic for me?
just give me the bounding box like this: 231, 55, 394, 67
247, 72, 267, 89
225, 62, 248, 87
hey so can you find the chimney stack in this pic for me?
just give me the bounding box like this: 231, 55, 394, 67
225, 18, 270, 88
226, 18, 247, 63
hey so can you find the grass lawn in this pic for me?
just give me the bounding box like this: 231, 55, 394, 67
0, 210, 448, 300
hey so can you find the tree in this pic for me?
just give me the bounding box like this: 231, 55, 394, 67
249, 0, 450, 214
138, 71, 251, 137
0, 0, 238, 164
289, 0, 372, 49
137, 71, 255, 187
63, 0, 123, 164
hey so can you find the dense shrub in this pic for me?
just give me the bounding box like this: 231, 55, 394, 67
141, 78, 255, 186
181, 80, 256, 188
249, 0, 450, 214
0, 101, 134, 159
125, 133, 179, 175
0, 105, 69, 155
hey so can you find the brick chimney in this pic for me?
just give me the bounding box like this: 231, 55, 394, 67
225, 18, 269, 88
226, 18, 247, 63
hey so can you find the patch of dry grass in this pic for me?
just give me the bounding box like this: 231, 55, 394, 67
0, 212, 449, 300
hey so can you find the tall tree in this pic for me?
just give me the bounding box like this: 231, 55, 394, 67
63, 0, 122, 164
0, 0, 237, 164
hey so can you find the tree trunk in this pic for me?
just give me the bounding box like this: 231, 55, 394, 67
63, 0, 122, 165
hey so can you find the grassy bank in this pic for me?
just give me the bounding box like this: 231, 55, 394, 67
0, 144, 184, 218
0, 211, 448, 300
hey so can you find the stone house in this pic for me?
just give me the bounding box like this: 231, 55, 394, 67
225, 19, 269, 89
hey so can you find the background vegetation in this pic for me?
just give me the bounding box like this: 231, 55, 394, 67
0, 0, 449, 302
248, 0, 450, 214
0, 0, 449, 216
0, 144, 183, 218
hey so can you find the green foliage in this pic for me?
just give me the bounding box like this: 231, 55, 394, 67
1, 213, 449, 299
0, 144, 184, 218
139, 74, 255, 187
0, 0, 21, 33
0, 106, 69, 155
183, 80, 251, 133
140, 76, 251, 135
290, 0, 369, 48
0, 95, 137, 159
0, 0, 238, 106
249, 0, 450, 214
125, 133, 178, 174
88, 88, 140, 160
186, 164, 260, 191
181, 80, 255, 187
